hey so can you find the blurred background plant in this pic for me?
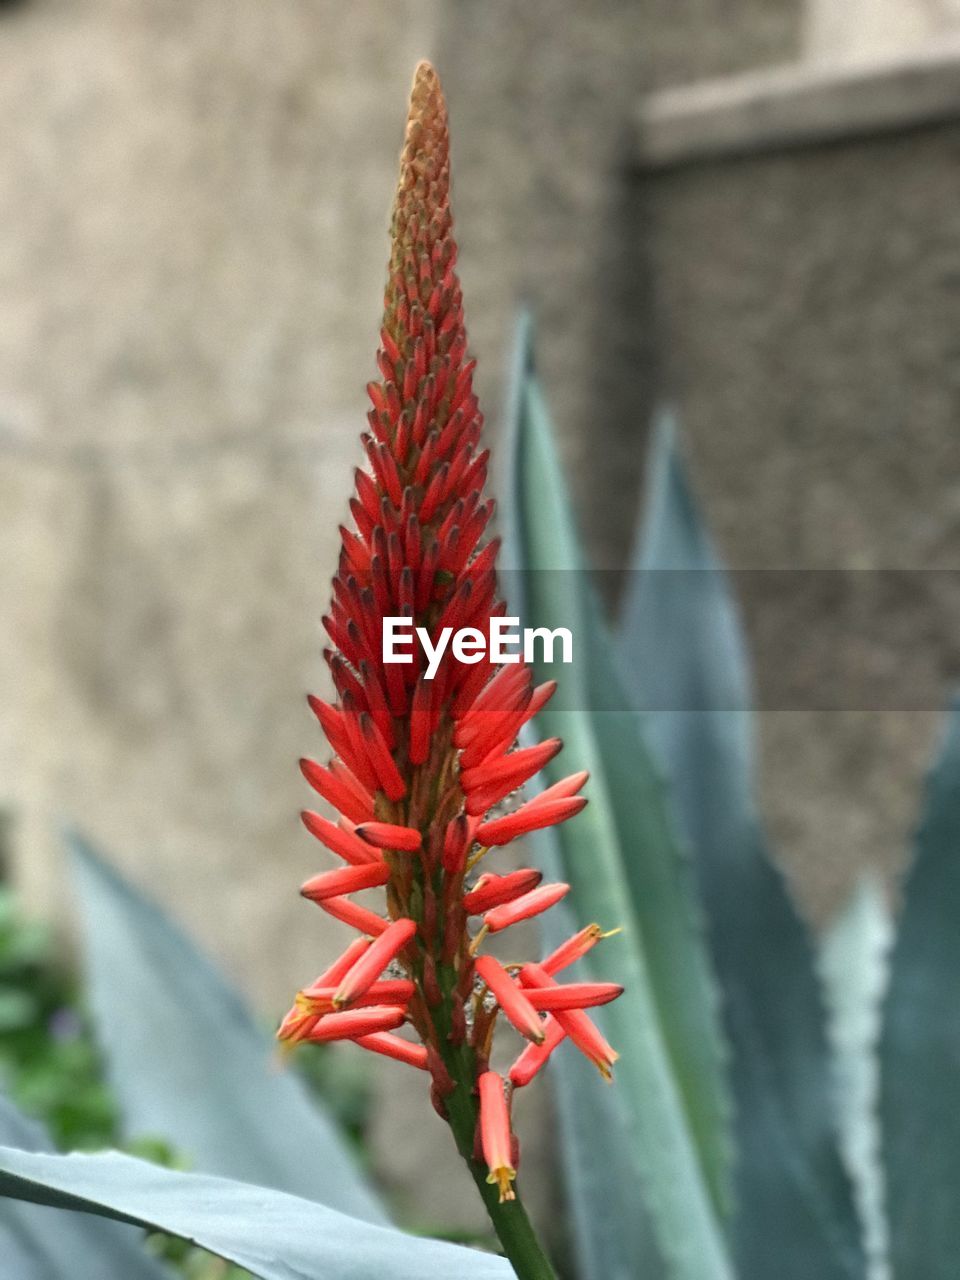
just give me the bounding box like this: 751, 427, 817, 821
0, 881, 115, 1152
0, 852, 370, 1279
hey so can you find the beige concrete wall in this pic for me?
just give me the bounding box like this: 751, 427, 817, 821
0, 0, 438, 993
437, 0, 801, 572
805, 0, 960, 62
640, 119, 960, 917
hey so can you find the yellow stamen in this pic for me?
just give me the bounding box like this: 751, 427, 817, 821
466, 844, 491, 872
487, 1165, 517, 1202
468, 924, 489, 956
593, 1048, 620, 1082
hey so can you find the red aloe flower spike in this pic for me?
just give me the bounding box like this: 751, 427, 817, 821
462, 869, 543, 915
482, 883, 571, 934
508, 1016, 567, 1088
519, 963, 620, 1082
474, 956, 546, 1045
300, 863, 392, 902
282, 63, 608, 1273
303, 1007, 407, 1043
334, 917, 418, 1007
356, 1032, 429, 1069
478, 1071, 517, 1203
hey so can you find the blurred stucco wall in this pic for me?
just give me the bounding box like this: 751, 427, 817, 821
0, 0, 438, 984
1, 0, 958, 1230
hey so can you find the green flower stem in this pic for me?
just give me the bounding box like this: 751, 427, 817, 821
433, 962, 558, 1280
443, 1067, 558, 1280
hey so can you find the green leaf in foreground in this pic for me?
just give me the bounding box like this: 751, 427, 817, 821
499, 317, 733, 1280
881, 700, 960, 1280
68, 834, 384, 1223
528, 830, 665, 1280
0, 1144, 511, 1280
0, 1095, 172, 1280
618, 415, 865, 1280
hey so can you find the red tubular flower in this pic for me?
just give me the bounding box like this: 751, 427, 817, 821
299, 758, 374, 825
524, 981, 624, 1012
356, 1032, 429, 1069
300, 810, 381, 866
316, 896, 392, 935
461, 868, 542, 915
300, 863, 391, 902
477, 794, 587, 846
508, 1016, 566, 1089
355, 820, 423, 853
303, 1007, 407, 1043
299, 979, 415, 1014
519, 962, 620, 1081
333, 917, 417, 1007
276, 1004, 320, 1046
474, 955, 545, 1045
540, 922, 612, 975
482, 882, 571, 934
279, 60, 622, 1225
478, 1071, 517, 1202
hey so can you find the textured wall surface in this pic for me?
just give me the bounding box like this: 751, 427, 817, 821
641, 122, 960, 915
438, 0, 801, 572
0, 0, 435, 984
805, 0, 960, 60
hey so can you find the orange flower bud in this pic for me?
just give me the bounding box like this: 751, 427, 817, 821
519, 962, 619, 1081
478, 1071, 517, 1202
474, 955, 545, 1045
483, 883, 571, 934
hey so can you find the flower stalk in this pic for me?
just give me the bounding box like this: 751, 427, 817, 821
278, 61, 623, 1280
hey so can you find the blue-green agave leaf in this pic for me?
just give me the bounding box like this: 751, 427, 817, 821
500, 316, 734, 1280
68, 834, 385, 1223
880, 699, 960, 1279
0, 1095, 172, 1280
618, 416, 864, 1279
820, 877, 892, 1280
527, 824, 665, 1280
0, 1145, 511, 1280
